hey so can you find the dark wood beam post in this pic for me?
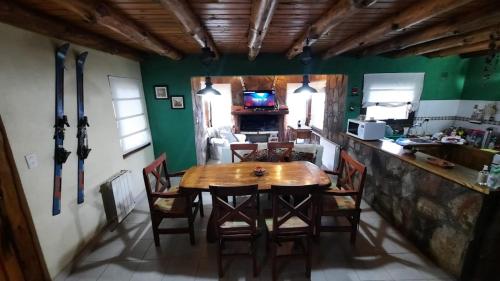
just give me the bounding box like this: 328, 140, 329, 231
286, 0, 377, 59
0, 1, 144, 61
47, 0, 182, 60
159, 0, 219, 59
248, 0, 278, 61
392, 25, 500, 57
427, 40, 499, 58
362, 5, 500, 56
322, 0, 474, 59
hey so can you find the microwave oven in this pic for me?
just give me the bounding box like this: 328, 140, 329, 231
346, 119, 386, 140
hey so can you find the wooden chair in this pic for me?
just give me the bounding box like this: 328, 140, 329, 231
264, 184, 317, 280
230, 143, 258, 206
267, 142, 294, 162
230, 143, 258, 163
210, 184, 260, 278
142, 154, 204, 246
316, 150, 367, 244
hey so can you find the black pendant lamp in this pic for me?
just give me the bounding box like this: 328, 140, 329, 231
294, 38, 317, 94
197, 76, 221, 96
197, 40, 221, 96
294, 74, 318, 94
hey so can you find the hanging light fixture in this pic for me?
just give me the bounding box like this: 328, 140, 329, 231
197, 39, 221, 96
197, 76, 221, 96
294, 37, 317, 94
294, 74, 318, 94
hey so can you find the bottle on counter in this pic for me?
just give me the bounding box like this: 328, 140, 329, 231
297, 120, 301, 128
477, 165, 489, 186
487, 165, 500, 190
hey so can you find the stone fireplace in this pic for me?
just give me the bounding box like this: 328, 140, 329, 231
232, 109, 288, 141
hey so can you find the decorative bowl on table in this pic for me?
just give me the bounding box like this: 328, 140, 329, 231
254, 167, 266, 177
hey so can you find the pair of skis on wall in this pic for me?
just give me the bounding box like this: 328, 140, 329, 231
53, 43, 91, 216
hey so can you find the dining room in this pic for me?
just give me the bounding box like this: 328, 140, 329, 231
1, 1, 500, 281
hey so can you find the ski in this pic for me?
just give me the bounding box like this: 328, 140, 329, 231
53, 43, 71, 216
76, 51, 90, 204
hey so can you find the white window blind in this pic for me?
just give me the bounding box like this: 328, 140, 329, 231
109, 76, 151, 155
363, 73, 424, 120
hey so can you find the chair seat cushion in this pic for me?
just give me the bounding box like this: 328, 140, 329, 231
264, 216, 308, 231
322, 195, 356, 212
152, 186, 188, 214
220, 220, 258, 229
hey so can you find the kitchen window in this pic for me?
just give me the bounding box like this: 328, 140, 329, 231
362, 73, 424, 120
109, 76, 151, 156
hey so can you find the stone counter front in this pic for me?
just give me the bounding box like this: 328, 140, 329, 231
339, 134, 500, 280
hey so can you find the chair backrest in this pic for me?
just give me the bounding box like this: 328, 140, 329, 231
210, 185, 259, 235
230, 143, 258, 163
336, 150, 367, 208
267, 142, 294, 162
142, 153, 172, 206
270, 184, 317, 236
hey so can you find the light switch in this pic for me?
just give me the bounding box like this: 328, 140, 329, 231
25, 153, 38, 169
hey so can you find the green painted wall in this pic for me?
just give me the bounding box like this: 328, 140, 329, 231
141, 54, 468, 171
461, 56, 500, 100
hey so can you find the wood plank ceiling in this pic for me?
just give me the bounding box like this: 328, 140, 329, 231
1, 0, 499, 61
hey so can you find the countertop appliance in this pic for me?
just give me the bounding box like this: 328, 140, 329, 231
347, 119, 386, 140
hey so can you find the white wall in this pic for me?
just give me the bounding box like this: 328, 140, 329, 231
415, 100, 499, 135
0, 23, 154, 278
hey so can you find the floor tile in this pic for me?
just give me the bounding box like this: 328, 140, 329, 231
58, 196, 458, 281
97, 261, 140, 281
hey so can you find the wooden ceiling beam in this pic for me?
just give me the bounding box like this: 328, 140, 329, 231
286, 0, 377, 59
159, 0, 219, 59
322, 0, 475, 59
0, 1, 144, 61
47, 0, 182, 60
427, 40, 499, 58
362, 5, 500, 56
248, 0, 278, 61
392, 25, 500, 58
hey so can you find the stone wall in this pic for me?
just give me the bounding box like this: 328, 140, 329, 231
340, 135, 485, 277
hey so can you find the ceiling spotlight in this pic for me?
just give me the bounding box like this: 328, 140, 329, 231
294, 75, 318, 94
197, 76, 221, 96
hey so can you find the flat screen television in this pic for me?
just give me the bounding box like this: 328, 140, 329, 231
243, 90, 276, 109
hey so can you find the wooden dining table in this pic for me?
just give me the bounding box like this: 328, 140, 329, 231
179, 161, 331, 191
179, 161, 331, 242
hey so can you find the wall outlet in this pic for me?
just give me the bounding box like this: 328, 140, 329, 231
25, 153, 38, 169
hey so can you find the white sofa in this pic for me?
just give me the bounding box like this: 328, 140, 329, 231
207, 126, 246, 160
220, 143, 324, 167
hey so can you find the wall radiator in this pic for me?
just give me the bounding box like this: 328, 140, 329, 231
318, 134, 341, 172
101, 170, 136, 224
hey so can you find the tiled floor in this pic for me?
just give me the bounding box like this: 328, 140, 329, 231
60, 182, 456, 281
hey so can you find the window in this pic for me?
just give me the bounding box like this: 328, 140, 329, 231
310, 82, 326, 130
202, 83, 232, 128
287, 80, 326, 129
363, 73, 424, 120
108, 76, 151, 156
286, 83, 308, 126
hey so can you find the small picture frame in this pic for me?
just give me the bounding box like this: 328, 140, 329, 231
154, 85, 169, 100
170, 95, 185, 109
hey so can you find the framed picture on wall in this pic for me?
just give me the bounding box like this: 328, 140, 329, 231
170, 96, 185, 109
154, 85, 169, 99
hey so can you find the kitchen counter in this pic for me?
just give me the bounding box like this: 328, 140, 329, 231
341, 133, 492, 194
338, 133, 500, 280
